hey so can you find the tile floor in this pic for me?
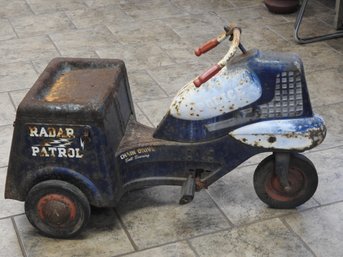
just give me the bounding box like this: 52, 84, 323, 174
0, 0, 342, 256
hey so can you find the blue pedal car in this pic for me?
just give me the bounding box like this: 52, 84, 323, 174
5, 25, 326, 238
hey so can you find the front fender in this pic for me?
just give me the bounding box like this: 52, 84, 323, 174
229, 115, 326, 151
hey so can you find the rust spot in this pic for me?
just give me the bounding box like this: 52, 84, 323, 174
268, 136, 277, 143
195, 177, 207, 190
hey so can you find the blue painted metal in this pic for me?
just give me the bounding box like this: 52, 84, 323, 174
154, 49, 313, 142
5, 49, 326, 208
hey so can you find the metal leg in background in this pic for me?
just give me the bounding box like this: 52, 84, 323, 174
294, 0, 343, 44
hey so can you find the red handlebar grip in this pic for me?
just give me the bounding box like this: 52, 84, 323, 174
193, 64, 222, 87
194, 38, 219, 56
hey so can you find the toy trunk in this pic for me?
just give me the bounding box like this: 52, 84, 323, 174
5, 58, 134, 207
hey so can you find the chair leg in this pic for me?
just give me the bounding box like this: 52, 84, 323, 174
294, 0, 343, 44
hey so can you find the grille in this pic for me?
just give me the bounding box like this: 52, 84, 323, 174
260, 71, 303, 118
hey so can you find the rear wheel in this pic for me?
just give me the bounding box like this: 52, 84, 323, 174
25, 180, 90, 238
253, 154, 318, 209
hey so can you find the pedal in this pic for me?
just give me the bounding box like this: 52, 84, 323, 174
179, 175, 195, 205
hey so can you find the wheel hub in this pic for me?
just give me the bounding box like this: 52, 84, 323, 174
37, 194, 76, 227
266, 167, 305, 201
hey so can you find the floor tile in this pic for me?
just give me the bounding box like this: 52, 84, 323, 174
66, 5, 134, 29
98, 43, 175, 70
0, 219, 23, 257
14, 208, 134, 257
26, 0, 87, 14
306, 146, 343, 205
11, 12, 75, 38
216, 4, 288, 27
190, 218, 313, 257
325, 38, 343, 54
9, 89, 29, 109
0, 167, 24, 218
306, 69, 343, 107
277, 42, 343, 73
0, 19, 17, 41
121, 242, 196, 257
0, 1, 33, 18
0, 36, 59, 65
312, 102, 343, 150
172, 0, 234, 14
50, 26, 118, 55
148, 62, 209, 96
0, 125, 13, 168
116, 186, 231, 249
0, 62, 37, 92
136, 97, 173, 127
230, 0, 262, 8
284, 202, 343, 257
128, 70, 167, 102
207, 163, 318, 226
269, 18, 335, 43
0, 92, 16, 126
107, 20, 181, 45
133, 104, 152, 127
123, 1, 186, 21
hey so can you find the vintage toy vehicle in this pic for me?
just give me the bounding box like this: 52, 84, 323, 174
5, 25, 326, 238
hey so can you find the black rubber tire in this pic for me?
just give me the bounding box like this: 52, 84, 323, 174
253, 153, 318, 209
25, 180, 90, 238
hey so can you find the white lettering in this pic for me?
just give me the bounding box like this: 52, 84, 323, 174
67, 148, 75, 158
39, 127, 48, 137
65, 128, 74, 138
58, 148, 67, 158
29, 127, 38, 137
75, 148, 83, 158
31, 146, 39, 156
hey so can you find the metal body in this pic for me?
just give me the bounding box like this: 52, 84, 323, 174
5, 47, 326, 208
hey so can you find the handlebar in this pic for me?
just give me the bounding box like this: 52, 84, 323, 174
193, 25, 242, 87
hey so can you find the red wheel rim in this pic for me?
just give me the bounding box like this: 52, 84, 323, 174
37, 194, 77, 227
265, 166, 306, 202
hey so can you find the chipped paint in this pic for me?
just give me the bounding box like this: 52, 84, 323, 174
229, 115, 326, 151
170, 67, 262, 120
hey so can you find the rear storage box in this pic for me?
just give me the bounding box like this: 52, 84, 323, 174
5, 58, 134, 206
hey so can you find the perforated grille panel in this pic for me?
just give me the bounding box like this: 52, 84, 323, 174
260, 71, 303, 118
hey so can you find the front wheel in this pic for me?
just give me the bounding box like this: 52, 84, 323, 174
25, 180, 90, 238
253, 153, 318, 209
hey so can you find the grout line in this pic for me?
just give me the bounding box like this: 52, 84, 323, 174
145, 69, 170, 97
312, 197, 321, 207
11, 216, 28, 257
0, 213, 25, 221
30, 60, 41, 75
266, 24, 291, 42
0, 124, 13, 129
280, 218, 318, 257
62, 11, 78, 30
204, 190, 235, 227
46, 34, 62, 56
186, 239, 200, 257
23, 0, 36, 15
134, 103, 154, 128
113, 208, 139, 251
7, 18, 20, 39
7, 91, 18, 111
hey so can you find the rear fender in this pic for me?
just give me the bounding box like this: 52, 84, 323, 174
15, 166, 106, 207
